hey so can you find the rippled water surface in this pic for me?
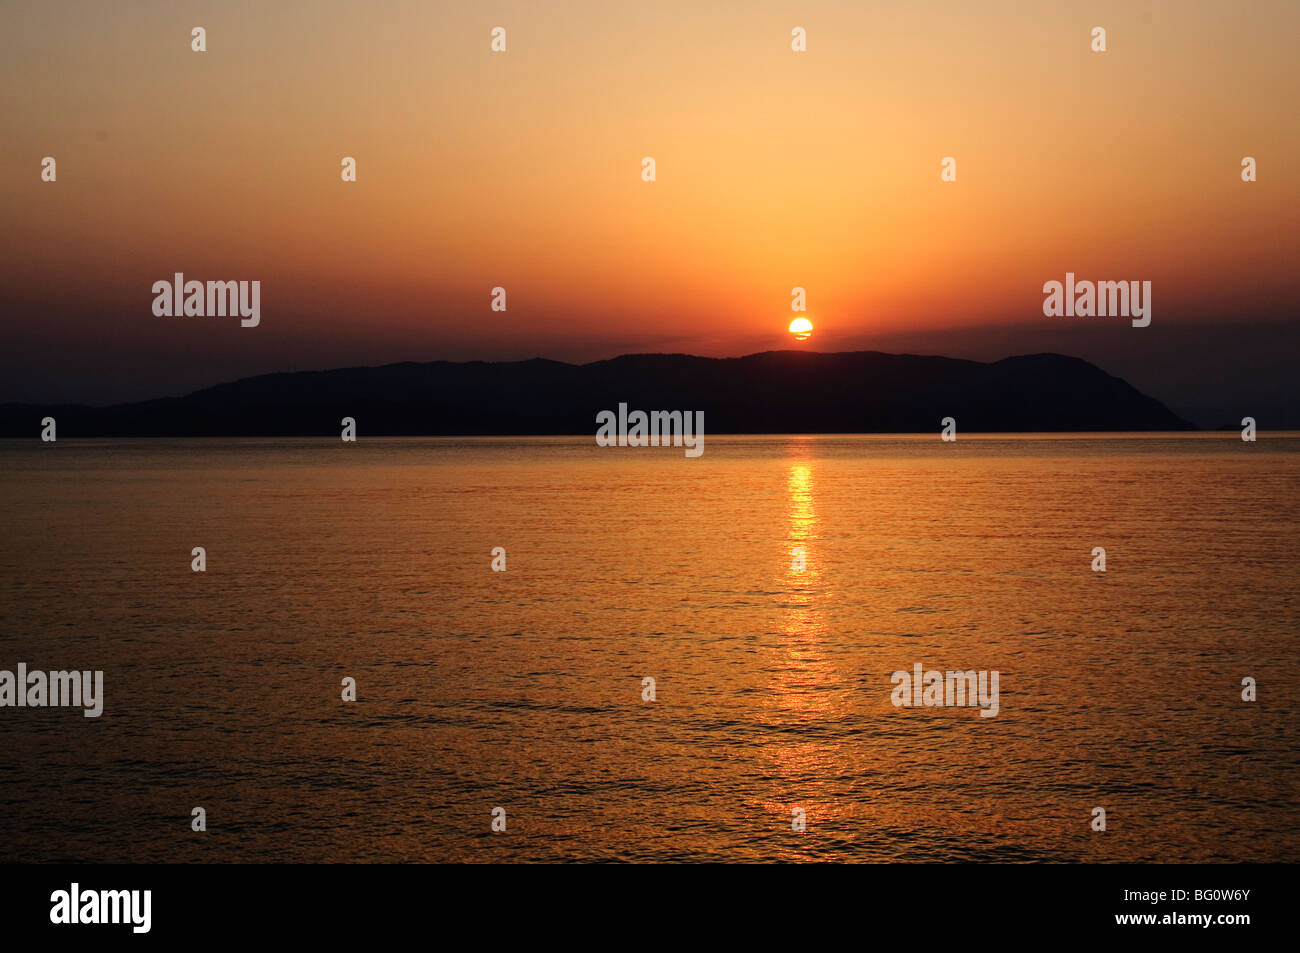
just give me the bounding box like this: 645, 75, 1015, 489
1, 434, 1297, 862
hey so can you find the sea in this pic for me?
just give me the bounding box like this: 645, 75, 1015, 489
1, 434, 1296, 862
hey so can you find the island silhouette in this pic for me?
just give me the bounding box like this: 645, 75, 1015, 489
0, 350, 1193, 437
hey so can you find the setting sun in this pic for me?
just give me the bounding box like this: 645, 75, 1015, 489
788, 317, 813, 341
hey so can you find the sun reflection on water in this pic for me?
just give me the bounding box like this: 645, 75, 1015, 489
763, 445, 856, 851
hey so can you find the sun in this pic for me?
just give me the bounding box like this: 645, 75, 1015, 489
788, 317, 813, 341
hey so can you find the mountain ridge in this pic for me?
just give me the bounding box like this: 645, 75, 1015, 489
0, 350, 1195, 436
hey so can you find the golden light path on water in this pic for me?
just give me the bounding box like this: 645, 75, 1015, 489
763, 442, 858, 853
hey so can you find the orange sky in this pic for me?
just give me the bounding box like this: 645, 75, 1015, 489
1, 0, 1297, 401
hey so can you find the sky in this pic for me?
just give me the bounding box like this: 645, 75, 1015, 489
1, 0, 1297, 425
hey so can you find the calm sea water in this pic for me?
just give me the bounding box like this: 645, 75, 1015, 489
1, 434, 1297, 863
